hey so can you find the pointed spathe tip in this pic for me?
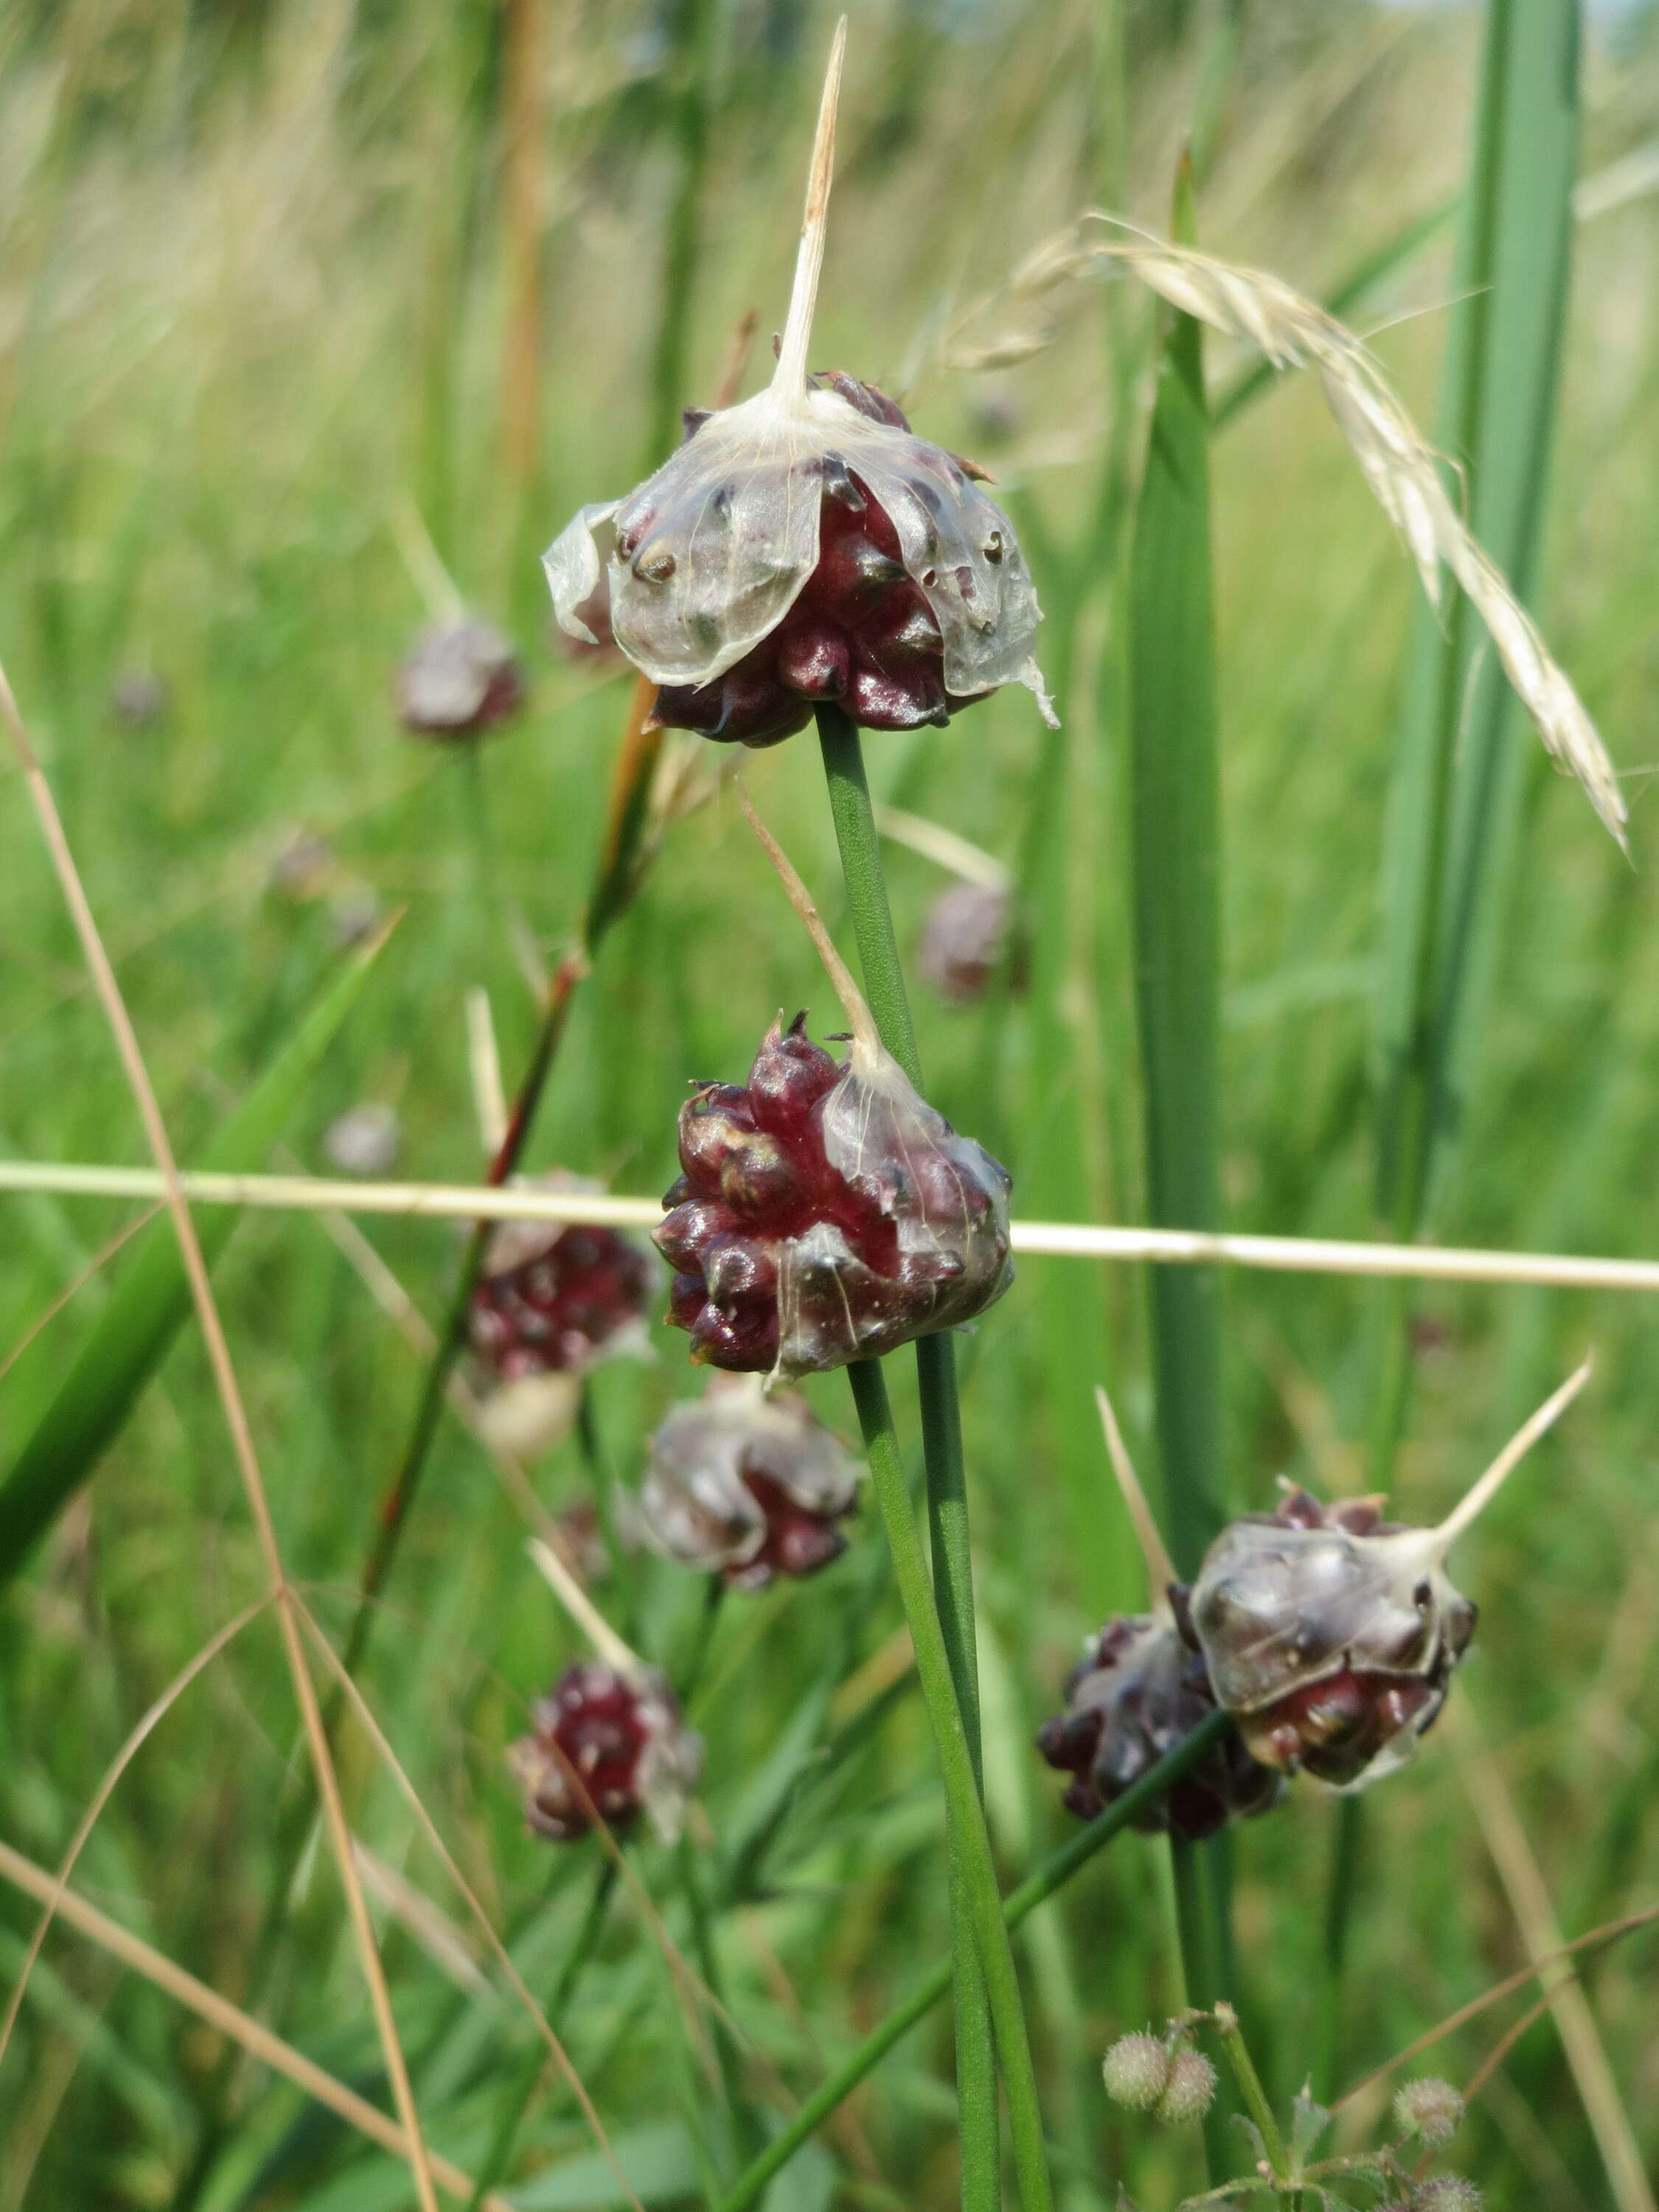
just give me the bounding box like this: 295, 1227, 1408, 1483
1094, 1384, 1179, 1618
772, 17, 849, 403
1431, 1357, 1593, 1556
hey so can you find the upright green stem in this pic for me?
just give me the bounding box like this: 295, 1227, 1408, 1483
846, 1360, 1051, 2212
715, 1711, 1233, 2212
1211, 2002, 1291, 2189
1126, 158, 1229, 2179
817, 704, 999, 2207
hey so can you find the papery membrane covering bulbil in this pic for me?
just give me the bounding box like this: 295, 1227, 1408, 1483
469, 1178, 653, 1382
1035, 1615, 1281, 1842
1186, 1486, 1477, 1790
639, 1372, 863, 1589
547, 372, 1054, 748
654, 1011, 1013, 1379
395, 617, 524, 739
507, 1660, 702, 1843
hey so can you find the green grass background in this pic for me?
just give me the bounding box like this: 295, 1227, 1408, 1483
1, 1, 1658, 2206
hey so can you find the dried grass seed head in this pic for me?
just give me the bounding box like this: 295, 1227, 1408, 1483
545, 21, 1054, 745
963, 218, 1624, 844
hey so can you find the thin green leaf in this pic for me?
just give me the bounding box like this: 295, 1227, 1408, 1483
0, 925, 394, 1578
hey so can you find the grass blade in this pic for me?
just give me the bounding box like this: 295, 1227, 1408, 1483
1125, 153, 1229, 2179
0, 925, 393, 1579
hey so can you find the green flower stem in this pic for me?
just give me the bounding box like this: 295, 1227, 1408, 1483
1211, 2002, 1293, 2199
845, 1359, 1052, 2212
816, 702, 998, 2208
717, 1709, 1233, 2212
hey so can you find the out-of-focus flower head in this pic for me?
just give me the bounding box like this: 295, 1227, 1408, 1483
637, 1372, 862, 1589
508, 1660, 702, 1843
395, 617, 524, 740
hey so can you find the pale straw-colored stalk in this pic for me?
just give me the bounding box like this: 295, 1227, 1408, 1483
9, 1155, 1659, 1291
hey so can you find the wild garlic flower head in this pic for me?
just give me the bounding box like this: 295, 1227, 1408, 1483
545, 26, 1053, 748
655, 1011, 1013, 1380
638, 1372, 862, 1590
1186, 1486, 1476, 1790
507, 1660, 702, 1845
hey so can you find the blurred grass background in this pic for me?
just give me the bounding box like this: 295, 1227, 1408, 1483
1, 1, 1658, 2207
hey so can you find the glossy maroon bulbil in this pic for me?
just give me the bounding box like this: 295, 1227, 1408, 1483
726, 1467, 849, 1587
469, 1217, 651, 1381
508, 1662, 699, 1842
653, 1012, 1012, 1376
1035, 1615, 1282, 1843
647, 375, 992, 748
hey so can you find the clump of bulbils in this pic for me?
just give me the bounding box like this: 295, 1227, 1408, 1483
636, 1374, 863, 1590
322, 1102, 401, 1178
468, 1178, 653, 1457
1036, 1614, 1281, 1843
1181, 1484, 1477, 1790
1101, 2028, 1217, 2129
545, 27, 1053, 748
395, 617, 524, 740
507, 1660, 702, 1844
655, 1010, 1013, 1379
915, 881, 1023, 1006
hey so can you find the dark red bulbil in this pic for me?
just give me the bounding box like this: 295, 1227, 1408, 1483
654, 1011, 1012, 1376
470, 1216, 651, 1381
648, 377, 990, 748
1035, 1615, 1282, 1843
728, 1467, 849, 1587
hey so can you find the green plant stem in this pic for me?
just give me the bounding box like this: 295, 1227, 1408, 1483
646, 0, 718, 472
464, 1859, 619, 2212
1211, 2002, 1291, 2189
1127, 156, 1230, 2183
844, 1360, 1051, 2212
816, 703, 1000, 2208
716, 1709, 1232, 2212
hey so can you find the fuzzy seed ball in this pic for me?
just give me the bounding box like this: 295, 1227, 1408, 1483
1413, 2178, 1481, 2212
1393, 2077, 1464, 2148
1155, 2050, 1217, 2127
1101, 2031, 1169, 2111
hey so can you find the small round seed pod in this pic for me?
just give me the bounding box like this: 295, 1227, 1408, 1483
1393, 2079, 1464, 2149
395, 618, 524, 740
639, 1373, 863, 1590
915, 881, 1023, 1006
545, 30, 1054, 748
1102, 2032, 1170, 2112
1413, 2179, 1481, 2212
507, 1661, 703, 1843
1035, 1615, 1282, 1842
655, 1010, 1013, 1379
1186, 1486, 1476, 1790
1155, 2050, 1217, 2127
